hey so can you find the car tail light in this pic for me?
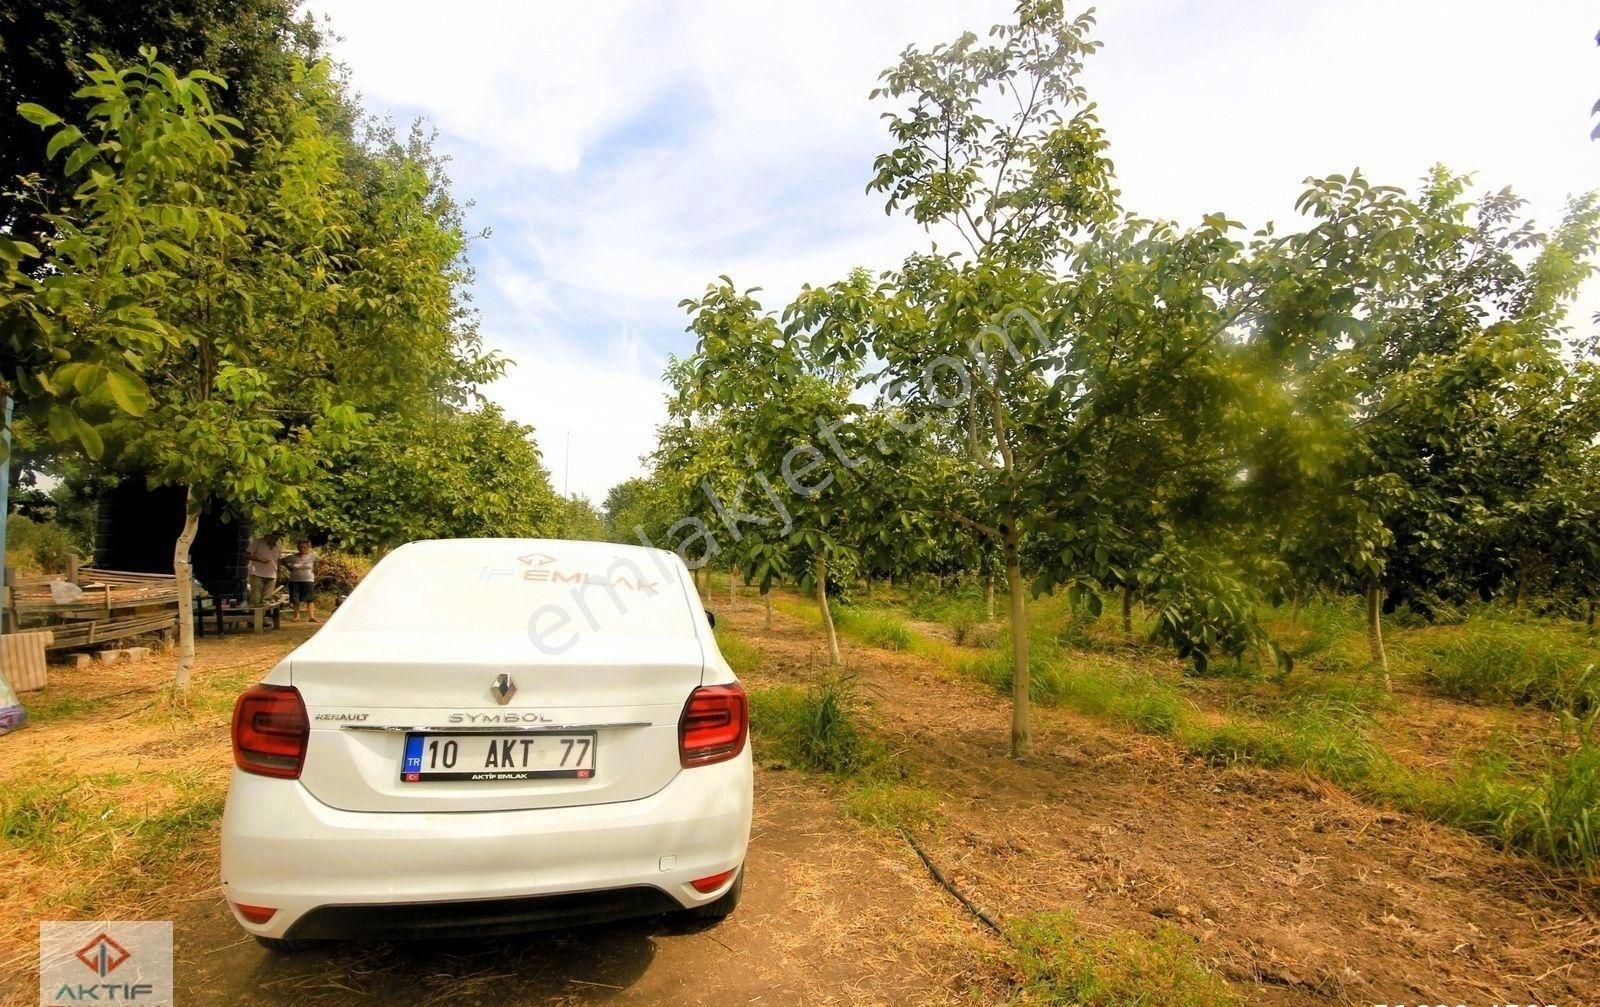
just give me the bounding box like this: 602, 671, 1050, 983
231, 902, 277, 925
232, 684, 309, 779
690, 868, 738, 894
679, 683, 747, 768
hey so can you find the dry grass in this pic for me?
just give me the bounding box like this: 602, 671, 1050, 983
0, 628, 307, 985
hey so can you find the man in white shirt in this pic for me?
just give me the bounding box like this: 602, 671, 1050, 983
245, 534, 282, 607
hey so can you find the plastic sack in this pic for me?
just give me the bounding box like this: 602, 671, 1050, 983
49, 579, 84, 604
0, 666, 25, 736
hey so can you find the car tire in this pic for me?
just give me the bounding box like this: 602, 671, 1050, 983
682, 869, 743, 923
253, 935, 316, 955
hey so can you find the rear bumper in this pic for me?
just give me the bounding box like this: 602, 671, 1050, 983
220, 749, 752, 940
285, 886, 686, 941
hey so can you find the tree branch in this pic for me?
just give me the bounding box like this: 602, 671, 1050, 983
942, 509, 1001, 540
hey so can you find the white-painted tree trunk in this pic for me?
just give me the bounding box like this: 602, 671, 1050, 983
1004, 528, 1030, 757
173, 487, 201, 695
1366, 580, 1390, 691
816, 556, 840, 666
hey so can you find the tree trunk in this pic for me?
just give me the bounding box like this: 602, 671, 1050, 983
173, 487, 202, 695
1003, 528, 1030, 758
984, 574, 996, 620
1366, 580, 1390, 691
816, 556, 840, 665
1121, 584, 1134, 636
764, 587, 773, 630
1290, 585, 1302, 628
863, 577, 872, 600
729, 567, 736, 607
1587, 597, 1595, 632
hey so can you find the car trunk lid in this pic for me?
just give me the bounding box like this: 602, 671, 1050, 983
291, 631, 703, 813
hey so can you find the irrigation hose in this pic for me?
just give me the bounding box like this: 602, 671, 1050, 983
899, 828, 1008, 941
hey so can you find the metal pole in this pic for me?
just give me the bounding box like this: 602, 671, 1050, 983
564, 429, 571, 498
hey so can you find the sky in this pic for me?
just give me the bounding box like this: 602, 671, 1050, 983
310, 0, 1600, 504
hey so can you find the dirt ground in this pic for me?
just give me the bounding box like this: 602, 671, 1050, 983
747, 612, 1600, 1007
5, 596, 1599, 1006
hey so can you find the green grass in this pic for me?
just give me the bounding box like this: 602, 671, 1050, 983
1179, 697, 1386, 786
1, 776, 107, 846
1408, 620, 1600, 713
833, 605, 915, 651
777, 586, 1600, 875
1271, 598, 1364, 664
749, 674, 884, 777
844, 781, 943, 832
22, 694, 96, 723
906, 587, 987, 626
957, 644, 1186, 737
4, 771, 225, 925
1003, 911, 1241, 1007
949, 597, 1600, 874
750, 675, 942, 835
714, 627, 765, 674
1, 769, 221, 856
776, 594, 943, 657
1393, 716, 1600, 871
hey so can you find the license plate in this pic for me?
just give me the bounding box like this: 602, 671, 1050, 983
401, 732, 596, 782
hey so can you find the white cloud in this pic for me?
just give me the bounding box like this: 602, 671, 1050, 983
314, 0, 1600, 501
484, 325, 668, 504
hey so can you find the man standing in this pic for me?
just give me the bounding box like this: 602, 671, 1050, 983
245, 533, 282, 607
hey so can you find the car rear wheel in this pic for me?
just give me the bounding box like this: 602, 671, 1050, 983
253, 935, 317, 955
681, 869, 743, 923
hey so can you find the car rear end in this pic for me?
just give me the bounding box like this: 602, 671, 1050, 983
219, 538, 751, 942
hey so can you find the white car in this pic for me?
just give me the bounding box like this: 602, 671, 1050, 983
220, 538, 752, 951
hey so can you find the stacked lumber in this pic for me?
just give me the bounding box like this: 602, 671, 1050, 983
4, 567, 180, 650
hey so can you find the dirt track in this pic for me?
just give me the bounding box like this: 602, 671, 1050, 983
8, 594, 1599, 1006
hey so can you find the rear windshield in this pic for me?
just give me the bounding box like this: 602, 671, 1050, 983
332, 547, 697, 647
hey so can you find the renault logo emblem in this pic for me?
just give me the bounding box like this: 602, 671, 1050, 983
491, 674, 517, 705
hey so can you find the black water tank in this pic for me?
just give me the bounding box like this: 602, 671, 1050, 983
95, 480, 252, 600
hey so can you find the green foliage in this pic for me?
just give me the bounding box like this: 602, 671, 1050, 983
556, 495, 607, 541
5, 41, 510, 540
0, 0, 318, 243
4, 514, 78, 573
309, 405, 560, 550
631, 0, 1600, 757
3, 50, 242, 460
602, 476, 670, 545
1003, 911, 1241, 1007
748, 675, 882, 777
1141, 545, 1275, 676
312, 550, 371, 596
